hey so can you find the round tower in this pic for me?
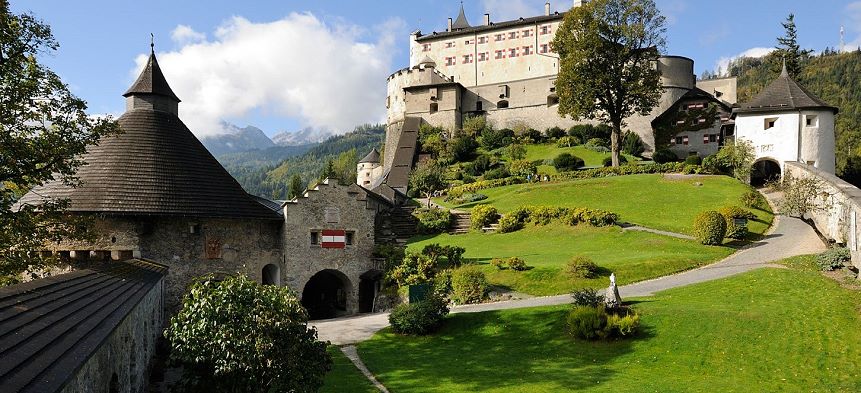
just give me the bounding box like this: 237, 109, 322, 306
357, 148, 382, 187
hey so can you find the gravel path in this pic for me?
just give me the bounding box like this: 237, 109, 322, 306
340, 345, 389, 392
313, 202, 826, 345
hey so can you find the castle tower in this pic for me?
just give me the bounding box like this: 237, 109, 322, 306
357, 148, 382, 187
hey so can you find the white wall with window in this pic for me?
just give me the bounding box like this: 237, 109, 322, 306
734, 110, 836, 175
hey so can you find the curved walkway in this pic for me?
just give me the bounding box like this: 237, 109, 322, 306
313, 212, 826, 346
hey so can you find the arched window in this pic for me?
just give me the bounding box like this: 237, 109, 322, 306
262, 264, 280, 286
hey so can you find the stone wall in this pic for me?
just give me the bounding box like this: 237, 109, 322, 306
60, 276, 164, 393
785, 162, 861, 272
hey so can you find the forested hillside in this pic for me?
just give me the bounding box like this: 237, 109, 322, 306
222, 124, 385, 199
721, 49, 861, 173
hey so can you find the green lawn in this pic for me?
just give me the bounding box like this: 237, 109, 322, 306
436, 174, 773, 236
524, 144, 639, 174
407, 224, 732, 296
359, 258, 861, 392
321, 347, 377, 393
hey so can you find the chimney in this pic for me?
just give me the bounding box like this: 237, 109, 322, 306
545, 2, 551, 16
573, 0, 587, 7
447, 17, 453, 32
484, 13, 490, 26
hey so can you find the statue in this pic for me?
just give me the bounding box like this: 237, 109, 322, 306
605, 272, 622, 308
610, 272, 616, 287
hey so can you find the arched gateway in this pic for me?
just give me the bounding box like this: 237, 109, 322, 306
301, 270, 352, 320
751, 159, 781, 187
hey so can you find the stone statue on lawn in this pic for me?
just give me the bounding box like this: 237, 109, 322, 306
606, 272, 622, 308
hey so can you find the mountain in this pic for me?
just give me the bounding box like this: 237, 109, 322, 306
199, 122, 276, 156
272, 127, 332, 146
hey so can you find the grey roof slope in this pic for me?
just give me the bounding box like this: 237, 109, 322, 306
416, 13, 564, 42
359, 148, 381, 163
0, 260, 167, 393
651, 87, 732, 125
386, 117, 420, 191
452, 4, 471, 30
735, 66, 838, 114
123, 50, 181, 102
17, 52, 281, 220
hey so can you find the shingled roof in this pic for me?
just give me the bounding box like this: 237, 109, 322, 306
452, 4, 471, 30
735, 65, 838, 115
359, 148, 381, 164
17, 52, 281, 220
123, 49, 181, 102
0, 260, 167, 393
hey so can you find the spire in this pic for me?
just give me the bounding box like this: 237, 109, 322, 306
452, 2, 471, 30
781, 57, 789, 78
123, 39, 181, 102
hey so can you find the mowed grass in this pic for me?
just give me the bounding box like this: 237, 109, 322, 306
321, 347, 377, 393
437, 174, 773, 236
524, 144, 639, 174
407, 224, 732, 296
359, 258, 861, 392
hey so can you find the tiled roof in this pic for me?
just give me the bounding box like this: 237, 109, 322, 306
359, 148, 381, 164
416, 13, 564, 42
0, 260, 167, 393
17, 109, 282, 220
452, 4, 471, 30
123, 51, 181, 102
735, 66, 837, 114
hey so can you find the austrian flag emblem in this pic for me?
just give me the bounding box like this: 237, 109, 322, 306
321, 229, 346, 249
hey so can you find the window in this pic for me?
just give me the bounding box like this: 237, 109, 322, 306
540, 25, 552, 35
547, 95, 559, 107
429, 103, 438, 113
673, 136, 684, 145
508, 31, 517, 39
522, 29, 533, 37
345, 232, 355, 246
709, 134, 718, 143
539, 44, 549, 54
310, 231, 319, 245
495, 33, 505, 42
509, 48, 518, 57
462, 54, 474, 64
478, 52, 489, 62
806, 115, 818, 127
522, 46, 533, 55
764, 117, 777, 130
476, 101, 483, 111
495, 50, 505, 59
478, 36, 488, 44
445, 41, 455, 48
464, 39, 474, 45
497, 100, 509, 109
445, 56, 456, 66
422, 43, 431, 52
189, 223, 201, 234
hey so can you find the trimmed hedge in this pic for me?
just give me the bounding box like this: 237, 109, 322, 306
719, 206, 757, 240
450, 265, 488, 304
389, 295, 450, 335
447, 177, 525, 198
693, 210, 727, 245
413, 208, 453, 234
494, 205, 618, 233
470, 205, 499, 230
553, 153, 585, 172
552, 162, 705, 181
496, 214, 524, 233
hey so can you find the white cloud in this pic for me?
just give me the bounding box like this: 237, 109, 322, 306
482, 0, 543, 22
132, 13, 404, 136
843, 2, 861, 51
714, 47, 774, 77
171, 25, 206, 45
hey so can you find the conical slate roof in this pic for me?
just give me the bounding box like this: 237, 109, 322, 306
359, 148, 381, 164
452, 4, 471, 30
17, 52, 279, 220
735, 64, 837, 114
123, 49, 181, 102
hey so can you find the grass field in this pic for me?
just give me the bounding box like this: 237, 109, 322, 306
524, 144, 639, 174
359, 257, 861, 392
436, 174, 773, 236
321, 347, 377, 393
407, 224, 733, 296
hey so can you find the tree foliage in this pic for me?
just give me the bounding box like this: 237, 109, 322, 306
552, 0, 665, 166
775, 14, 812, 78
288, 174, 304, 199
165, 275, 331, 393
1, 4, 120, 283
409, 160, 446, 202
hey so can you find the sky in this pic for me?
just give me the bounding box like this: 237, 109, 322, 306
11, 0, 858, 138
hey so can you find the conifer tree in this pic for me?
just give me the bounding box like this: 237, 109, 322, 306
776, 14, 812, 77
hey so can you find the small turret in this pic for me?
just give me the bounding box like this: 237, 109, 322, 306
357, 148, 383, 187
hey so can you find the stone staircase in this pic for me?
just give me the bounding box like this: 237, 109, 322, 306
449, 212, 472, 234
389, 205, 418, 243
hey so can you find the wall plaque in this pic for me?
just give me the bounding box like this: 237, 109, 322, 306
324, 207, 341, 223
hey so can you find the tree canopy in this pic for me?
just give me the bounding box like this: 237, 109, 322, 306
776, 14, 812, 78
551, 0, 666, 166
0, 3, 119, 283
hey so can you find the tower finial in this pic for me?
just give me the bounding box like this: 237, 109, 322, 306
150, 33, 154, 53
781, 56, 788, 77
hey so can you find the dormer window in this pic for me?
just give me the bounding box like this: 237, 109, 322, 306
764, 118, 777, 130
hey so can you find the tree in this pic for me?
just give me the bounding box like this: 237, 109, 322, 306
552, 0, 666, 167
714, 139, 756, 181
331, 148, 357, 185
165, 275, 331, 393
776, 14, 812, 78
507, 143, 526, 160
288, 174, 304, 199
1, 4, 119, 284
409, 160, 446, 206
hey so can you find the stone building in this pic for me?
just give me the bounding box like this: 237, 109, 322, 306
0, 260, 166, 393
733, 64, 838, 185
382, 3, 737, 182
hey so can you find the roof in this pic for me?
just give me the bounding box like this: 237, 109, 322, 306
735, 65, 838, 115
0, 260, 167, 393
416, 12, 564, 42
385, 117, 421, 191
359, 148, 381, 164
452, 4, 471, 30
651, 87, 732, 125
123, 50, 181, 102
251, 195, 285, 215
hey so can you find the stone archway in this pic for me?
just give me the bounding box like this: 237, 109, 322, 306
301, 270, 351, 320
358, 270, 383, 313
751, 159, 781, 187
262, 264, 280, 286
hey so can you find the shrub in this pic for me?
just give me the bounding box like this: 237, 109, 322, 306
684, 155, 702, 165
606, 310, 641, 337
508, 143, 527, 160
483, 166, 510, 180
567, 208, 618, 226
496, 214, 524, 233
571, 288, 604, 307
490, 258, 506, 270
602, 155, 628, 167
447, 192, 487, 204
553, 153, 585, 171
557, 135, 581, 147
740, 190, 764, 209
465, 154, 492, 176
389, 295, 450, 335
449, 136, 479, 162
507, 257, 528, 271
450, 265, 488, 304
552, 162, 699, 181
622, 131, 645, 156
567, 256, 599, 278
481, 127, 515, 150
523, 128, 544, 143
566, 305, 608, 340
413, 208, 452, 234
528, 205, 567, 225
693, 210, 727, 245
447, 177, 525, 196
652, 149, 677, 164
388, 252, 437, 286
545, 126, 566, 139
816, 248, 851, 271
432, 269, 453, 294
720, 205, 756, 240
585, 137, 608, 149
470, 204, 499, 230
509, 159, 537, 177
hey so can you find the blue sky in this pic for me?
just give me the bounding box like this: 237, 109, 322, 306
12, 0, 857, 137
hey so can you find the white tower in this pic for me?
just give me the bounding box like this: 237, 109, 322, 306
356, 148, 383, 187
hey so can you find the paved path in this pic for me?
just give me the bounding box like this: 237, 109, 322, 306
313, 210, 826, 345
620, 224, 694, 240
340, 345, 389, 392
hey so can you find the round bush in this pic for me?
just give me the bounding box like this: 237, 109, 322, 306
651, 149, 678, 164
566, 305, 608, 340
553, 153, 585, 172
450, 265, 488, 304
602, 155, 628, 167
470, 204, 498, 230
557, 135, 581, 147
740, 190, 763, 209
684, 155, 702, 165
389, 295, 450, 335
585, 137, 608, 148
490, 258, 506, 270
507, 257, 528, 271
693, 210, 727, 245
496, 214, 524, 233
720, 205, 756, 240
567, 256, 599, 278
413, 208, 453, 234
